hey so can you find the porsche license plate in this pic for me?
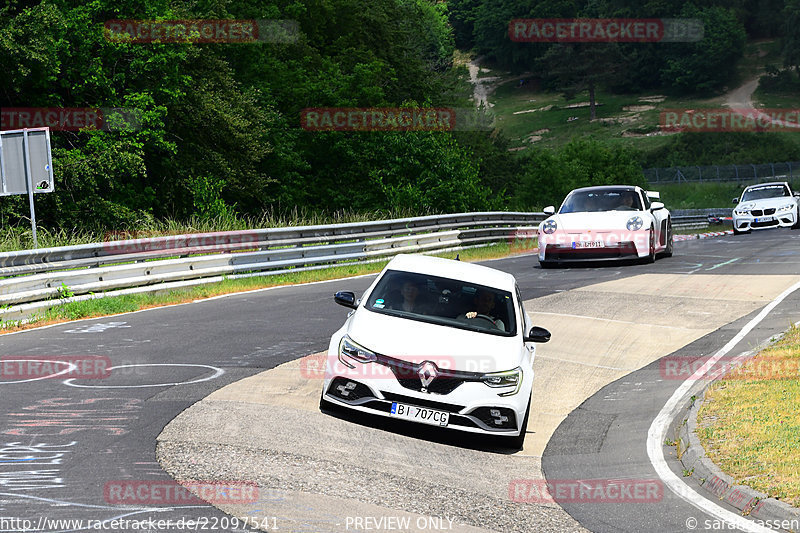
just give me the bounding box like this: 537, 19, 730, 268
572, 241, 604, 249
390, 402, 449, 427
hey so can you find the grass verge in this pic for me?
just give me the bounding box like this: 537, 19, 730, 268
1, 240, 538, 334
697, 325, 800, 506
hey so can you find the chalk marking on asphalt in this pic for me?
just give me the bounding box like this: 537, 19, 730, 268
0, 360, 78, 384
62, 363, 224, 389
705, 257, 740, 271
647, 278, 800, 533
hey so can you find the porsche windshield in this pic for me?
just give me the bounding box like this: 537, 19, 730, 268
741, 185, 790, 202
559, 189, 642, 213
365, 270, 516, 336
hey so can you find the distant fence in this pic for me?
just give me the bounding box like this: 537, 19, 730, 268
644, 162, 800, 183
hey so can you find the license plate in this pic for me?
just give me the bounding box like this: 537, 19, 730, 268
572, 241, 604, 249
390, 402, 449, 427
754, 216, 773, 223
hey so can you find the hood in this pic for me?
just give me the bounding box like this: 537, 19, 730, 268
345, 307, 522, 373
547, 211, 645, 232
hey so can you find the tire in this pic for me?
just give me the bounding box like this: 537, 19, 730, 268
643, 227, 656, 264
793, 207, 800, 230
503, 399, 531, 450
661, 220, 673, 258
733, 226, 749, 235
539, 260, 556, 269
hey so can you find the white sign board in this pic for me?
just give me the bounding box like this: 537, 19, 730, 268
0, 127, 54, 195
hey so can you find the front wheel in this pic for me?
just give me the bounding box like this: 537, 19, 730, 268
643, 228, 656, 264
661, 221, 673, 258
793, 207, 800, 229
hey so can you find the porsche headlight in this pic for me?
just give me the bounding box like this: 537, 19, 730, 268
626, 216, 643, 231
481, 367, 522, 396
541, 219, 557, 234
338, 336, 377, 368
778, 203, 795, 213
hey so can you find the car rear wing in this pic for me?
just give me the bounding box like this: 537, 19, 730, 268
646, 191, 661, 200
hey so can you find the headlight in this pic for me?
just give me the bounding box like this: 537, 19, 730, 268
734, 208, 750, 216
541, 220, 557, 234
481, 367, 522, 396
778, 203, 795, 213
626, 216, 643, 231
338, 336, 377, 368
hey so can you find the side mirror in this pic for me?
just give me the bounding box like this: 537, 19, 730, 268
543, 206, 556, 215
650, 202, 665, 211
732, 197, 739, 204
334, 291, 358, 309
793, 191, 800, 198
524, 326, 551, 343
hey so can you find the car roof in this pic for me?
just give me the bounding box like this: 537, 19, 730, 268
383, 254, 516, 290
744, 181, 788, 190
569, 185, 641, 193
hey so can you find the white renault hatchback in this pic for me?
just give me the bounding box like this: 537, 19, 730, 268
732, 181, 800, 234
320, 254, 550, 448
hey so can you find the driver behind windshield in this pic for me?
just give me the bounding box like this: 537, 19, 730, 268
458, 288, 505, 331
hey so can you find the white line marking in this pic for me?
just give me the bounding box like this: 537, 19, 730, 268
0, 359, 78, 384
62, 363, 224, 389
647, 278, 800, 532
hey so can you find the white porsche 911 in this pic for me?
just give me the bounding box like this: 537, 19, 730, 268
732, 181, 800, 234
320, 254, 551, 448
537, 185, 672, 268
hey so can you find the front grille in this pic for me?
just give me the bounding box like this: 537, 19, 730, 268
751, 209, 763, 216
380, 391, 465, 413
328, 377, 375, 402
376, 355, 483, 395
469, 406, 518, 430
765, 208, 776, 215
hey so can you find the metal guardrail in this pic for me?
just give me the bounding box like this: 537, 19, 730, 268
0, 210, 721, 322
0, 212, 544, 319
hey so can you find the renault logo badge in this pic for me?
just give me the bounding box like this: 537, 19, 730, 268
418, 361, 438, 392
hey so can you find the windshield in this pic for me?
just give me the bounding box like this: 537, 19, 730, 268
366, 269, 516, 336
559, 189, 642, 213
741, 185, 790, 202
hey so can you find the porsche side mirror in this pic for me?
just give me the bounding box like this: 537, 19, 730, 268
334, 291, 358, 309
650, 202, 665, 211
524, 326, 551, 343
543, 206, 556, 215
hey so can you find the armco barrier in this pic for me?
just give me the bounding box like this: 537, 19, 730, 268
0, 211, 717, 322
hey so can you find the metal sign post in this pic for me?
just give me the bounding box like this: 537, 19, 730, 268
0, 127, 54, 249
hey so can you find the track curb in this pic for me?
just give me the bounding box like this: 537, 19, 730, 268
672, 354, 800, 529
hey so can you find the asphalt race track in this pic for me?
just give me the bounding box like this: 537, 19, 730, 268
1, 229, 799, 533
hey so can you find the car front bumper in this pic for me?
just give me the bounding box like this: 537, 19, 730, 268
733, 210, 796, 231
321, 360, 532, 437
538, 230, 651, 262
